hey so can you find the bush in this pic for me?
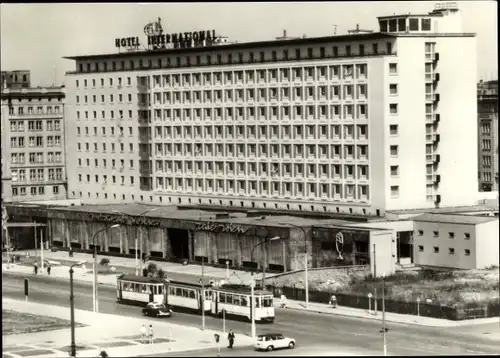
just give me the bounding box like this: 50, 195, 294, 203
157, 268, 166, 279
99, 258, 110, 266
147, 262, 157, 274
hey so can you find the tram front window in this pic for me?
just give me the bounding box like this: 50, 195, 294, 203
262, 297, 273, 307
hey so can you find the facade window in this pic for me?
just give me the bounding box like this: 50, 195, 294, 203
448, 248, 455, 255
389, 63, 398, 74
448, 232, 455, 239
418, 245, 424, 252
417, 230, 423, 236
390, 185, 399, 198
389, 124, 398, 136
389, 84, 398, 95
390, 166, 399, 177
389, 103, 398, 114
433, 231, 438, 237
464, 249, 471, 256
390, 145, 398, 157
433, 246, 439, 254
464, 233, 470, 240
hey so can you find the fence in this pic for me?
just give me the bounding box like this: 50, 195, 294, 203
267, 285, 499, 321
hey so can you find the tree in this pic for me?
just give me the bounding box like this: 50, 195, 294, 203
157, 268, 166, 279
147, 262, 158, 275
100, 258, 110, 266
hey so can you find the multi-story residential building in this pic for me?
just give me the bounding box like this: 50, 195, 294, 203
0, 85, 68, 202
477, 79, 498, 192
1, 70, 31, 89
63, 2, 478, 216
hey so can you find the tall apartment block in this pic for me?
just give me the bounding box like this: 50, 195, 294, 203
63, 3, 478, 216
477, 79, 498, 192
0, 81, 68, 202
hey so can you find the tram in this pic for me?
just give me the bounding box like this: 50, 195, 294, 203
116, 274, 275, 323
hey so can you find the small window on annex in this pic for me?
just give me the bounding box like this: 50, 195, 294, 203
388, 19, 397, 32
379, 20, 388, 32
409, 18, 419, 31
397, 18, 406, 32
421, 18, 431, 31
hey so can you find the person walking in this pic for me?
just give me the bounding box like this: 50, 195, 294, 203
148, 324, 154, 344
227, 329, 235, 348
47, 265, 51, 275
280, 294, 287, 308
33, 262, 38, 275
140, 324, 147, 344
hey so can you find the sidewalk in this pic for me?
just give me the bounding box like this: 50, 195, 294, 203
9, 249, 274, 284
276, 298, 500, 328
2, 298, 253, 358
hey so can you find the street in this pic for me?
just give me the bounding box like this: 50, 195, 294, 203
2, 274, 500, 356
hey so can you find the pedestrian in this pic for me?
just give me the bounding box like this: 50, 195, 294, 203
280, 294, 287, 308
47, 265, 51, 275
148, 324, 154, 344
33, 262, 38, 275
329, 295, 337, 308
140, 324, 147, 344
227, 329, 235, 348
142, 252, 147, 264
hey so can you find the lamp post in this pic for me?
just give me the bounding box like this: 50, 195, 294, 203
382, 272, 387, 356
279, 223, 309, 309
250, 236, 280, 339
92, 224, 120, 313
112, 208, 158, 276
70, 261, 86, 358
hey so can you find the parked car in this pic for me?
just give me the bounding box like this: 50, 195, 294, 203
141, 302, 173, 317
254, 333, 295, 351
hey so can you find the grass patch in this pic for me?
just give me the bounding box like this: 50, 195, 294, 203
2, 310, 85, 335
270, 266, 500, 307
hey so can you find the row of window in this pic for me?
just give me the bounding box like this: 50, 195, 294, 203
11, 168, 63, 182
156, 163, 372, 178
145, 64, 369, 88
149, 104, 374, 121
11, 185, 60, 196
154, 179, 371, 200
417, 246, 471, 256
9, 120, 62, 132
417, 230, 471, 239
77, 126, 133, 137
147, 84, 371, 104
10, 135, 62, 148
8, 106, 62, 116
77, 44, 395, 73
77, 93, 133, 104
152, 124, 370, 140
10, 151, 63, 164
78, 173, 134, 186
120, 282, 164, 295
76, 142, 133, 153
78, 158, 135, 169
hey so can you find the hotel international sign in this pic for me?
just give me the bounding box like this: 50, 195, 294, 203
115, 17, 217, 51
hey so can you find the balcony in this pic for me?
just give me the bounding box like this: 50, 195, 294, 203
434, 174, 441, 184
434, 194, 441, 203
433, 53, 440, 62
433, 73, 440, 83
433, 134, 441, 143
434, 113, 440, 123
433, 93, 440, 103
434, 154, 441, 164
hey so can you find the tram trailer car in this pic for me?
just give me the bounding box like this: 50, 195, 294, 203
116, 275, 275, 323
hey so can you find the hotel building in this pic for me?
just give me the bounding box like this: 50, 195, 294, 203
63, 3, 478, 216
0, 83, 68, 202
477, 79, 498, 192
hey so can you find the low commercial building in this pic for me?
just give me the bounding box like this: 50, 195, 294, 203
413, 213, 499, 269
5, 203, 394, 276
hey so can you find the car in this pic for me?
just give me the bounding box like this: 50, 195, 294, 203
254, 333, 296, 351
141, 302, 173, 318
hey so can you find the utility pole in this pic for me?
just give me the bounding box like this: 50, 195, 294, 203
201, 255, 205, 331
373, 244, 377, 314
40, 228, 44, 275
382, 272, 387, 356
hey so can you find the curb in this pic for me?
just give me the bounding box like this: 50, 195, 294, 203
278, 305, 452, 327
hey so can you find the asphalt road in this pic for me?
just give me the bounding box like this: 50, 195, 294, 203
2, 274, 500, 356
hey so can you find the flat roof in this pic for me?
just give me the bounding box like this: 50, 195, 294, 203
312, 223, 389, 232
388, 204, 499, 215
64, 32, 395, 61
414, 213, 498, 225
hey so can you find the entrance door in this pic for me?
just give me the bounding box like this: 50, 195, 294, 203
168, 228, 189, 260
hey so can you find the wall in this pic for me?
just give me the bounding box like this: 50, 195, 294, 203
386, 37, 429, 211
369, 230, 395, 276
434, 36, 478, 207
413, 221, 478, 269
475, 219, 500, 269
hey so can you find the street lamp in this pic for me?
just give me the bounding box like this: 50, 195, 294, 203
70, 261, 86, 358
92, 224, 120, 313
381, 272, 387, 356
279, 223, 309, 309
249, 236, 280, 339
112, 208, 158, 276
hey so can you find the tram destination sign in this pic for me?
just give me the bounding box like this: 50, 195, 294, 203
115, 17, 217, 51
196, 222, 248, 235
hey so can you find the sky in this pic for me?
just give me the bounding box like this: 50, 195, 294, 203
1, 1, 497, 87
